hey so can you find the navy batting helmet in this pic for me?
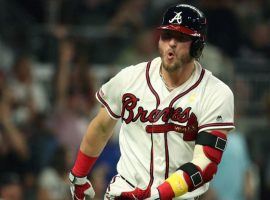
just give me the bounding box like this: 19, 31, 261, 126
158, 4, 207, 58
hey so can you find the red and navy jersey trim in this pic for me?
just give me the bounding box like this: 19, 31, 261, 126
96, 90, 121, 119
146, 61, 160, 108
199, 122, 235, 131
145, 61, 156, 188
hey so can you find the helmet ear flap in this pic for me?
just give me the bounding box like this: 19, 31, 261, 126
190, 38, 205, 59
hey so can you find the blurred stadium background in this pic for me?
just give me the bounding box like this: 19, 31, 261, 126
0, 0, 269, 199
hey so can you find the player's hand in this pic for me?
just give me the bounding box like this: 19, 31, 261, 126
116, 187, 151, 200
69, 172, 95, 200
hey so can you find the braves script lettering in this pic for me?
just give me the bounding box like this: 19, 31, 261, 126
122, 93, 192, 124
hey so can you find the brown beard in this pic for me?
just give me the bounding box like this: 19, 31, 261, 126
161, 52, 192, 73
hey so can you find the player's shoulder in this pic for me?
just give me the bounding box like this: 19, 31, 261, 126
203, 68, 233, 97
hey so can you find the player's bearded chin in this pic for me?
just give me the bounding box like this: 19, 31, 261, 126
161, 52, 192, 72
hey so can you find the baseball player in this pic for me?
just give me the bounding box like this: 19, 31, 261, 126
69, 4, 235, 200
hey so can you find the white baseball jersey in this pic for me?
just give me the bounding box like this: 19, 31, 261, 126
96, 57, 234, 199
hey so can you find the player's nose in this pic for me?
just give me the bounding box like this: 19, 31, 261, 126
168, 38, 177, 48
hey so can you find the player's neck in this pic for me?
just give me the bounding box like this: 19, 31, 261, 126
160, 61, 195, 91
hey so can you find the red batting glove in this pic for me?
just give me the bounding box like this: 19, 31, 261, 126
116, 187, 151, 200
69, 150, 98, 200
69, 172, 95, 200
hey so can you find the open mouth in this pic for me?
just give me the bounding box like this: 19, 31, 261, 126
167, 52, 174, 59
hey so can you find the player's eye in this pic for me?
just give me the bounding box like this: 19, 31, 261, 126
160, 31, 172, 40
175, 34, 193, 42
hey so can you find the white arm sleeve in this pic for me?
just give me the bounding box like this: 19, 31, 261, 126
198, 82, 235, 132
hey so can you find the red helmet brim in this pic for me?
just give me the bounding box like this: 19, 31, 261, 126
157, 25, 202, 38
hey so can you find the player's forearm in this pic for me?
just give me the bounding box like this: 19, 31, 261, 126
80, 117, 114, 157
71, 107, 117, 177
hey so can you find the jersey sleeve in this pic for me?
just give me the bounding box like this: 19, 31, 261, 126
198, 82, 235, 132
96, 67, 131, 119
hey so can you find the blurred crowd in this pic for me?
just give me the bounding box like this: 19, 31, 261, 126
0, 0, 270, 200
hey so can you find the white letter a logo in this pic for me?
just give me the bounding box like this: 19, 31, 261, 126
169, 12, 183, 24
